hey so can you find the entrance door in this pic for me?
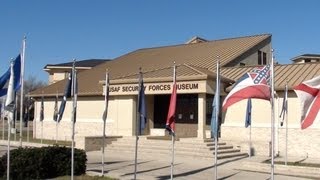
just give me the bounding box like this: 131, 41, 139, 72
153, 94, 198, 137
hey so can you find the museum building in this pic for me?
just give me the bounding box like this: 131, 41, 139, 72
30, 34, 320, 158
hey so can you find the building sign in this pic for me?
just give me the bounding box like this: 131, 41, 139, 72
107, 81, 207, 95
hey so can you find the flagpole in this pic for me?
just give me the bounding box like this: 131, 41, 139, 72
55, 92, 58, 144
285, 82, 288, 166
170, 62, 177, 180
134, 68, 141, 180
19, 36, 26, 146
56, 116, 58, 143
71, 60, 76, 180
27, 97, 30, 142
102, 70, 109, 176
14, 95, 17, 141
2, 99, 4, 140
270, 49, 275, 180
7, 111, 11, 180
214, 58, 220, 180
6, 60, 15, 180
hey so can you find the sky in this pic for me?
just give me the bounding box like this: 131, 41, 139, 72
1, 1, 320, 82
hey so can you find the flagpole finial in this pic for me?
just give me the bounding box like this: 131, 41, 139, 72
139, 67, 142, 72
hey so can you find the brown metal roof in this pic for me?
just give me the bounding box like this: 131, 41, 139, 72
29, 34, 271, 97
221, 63, 320, 91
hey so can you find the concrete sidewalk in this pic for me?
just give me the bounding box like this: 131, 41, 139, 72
86, 149, 319, 180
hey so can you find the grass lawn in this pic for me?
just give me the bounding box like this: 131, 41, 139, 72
0, 129, 71, 146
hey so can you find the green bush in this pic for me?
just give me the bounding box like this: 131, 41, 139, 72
0, 146, 87, 179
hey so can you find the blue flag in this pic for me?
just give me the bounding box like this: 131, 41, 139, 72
138, 70, 146, 135
245, 98, 252, 127
0, 68, 10, 97
13, 54, 21, 91
211, 61, 220, 139
57, 72, 72, 122
211, 95, 218, 138
40, 96, 44, 121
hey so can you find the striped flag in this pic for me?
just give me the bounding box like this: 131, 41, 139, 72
245, 98, 252, 128
222, 65, 271, 111
279, 84, 288, 126
293, 76, 320, 129
138, 69, 146, 135
165, 64, 177, 135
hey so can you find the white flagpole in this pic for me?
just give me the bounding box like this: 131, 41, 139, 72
249, 124, 252, 157
134, 68, 141, 180
170, 62, 176, 180
56, 119, 58, 143
2, 99, 4, 140
55, 92, 58, 144
19, 36, 26, 146
270, 49, 275, 180
285, 82, 288, 166
14, 95, 17, 141
6, 60, 15, 180
102, 70, 109, 176
71, 60, 76, 180
27, 97, 30, 142
214, 58, 220, 180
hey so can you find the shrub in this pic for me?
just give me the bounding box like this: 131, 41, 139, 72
0, 146, 87, 179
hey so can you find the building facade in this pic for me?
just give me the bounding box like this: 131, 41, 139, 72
30, 34, 320, 158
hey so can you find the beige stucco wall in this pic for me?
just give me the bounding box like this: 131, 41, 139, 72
34, 95, 137, 141
221, 91, 320, 158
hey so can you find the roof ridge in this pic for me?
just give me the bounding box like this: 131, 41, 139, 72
133, 33, 271, 53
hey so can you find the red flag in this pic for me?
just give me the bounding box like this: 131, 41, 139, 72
166, 65, 177, 134
293, 76, 320, 129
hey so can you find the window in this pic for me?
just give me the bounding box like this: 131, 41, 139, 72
258, 50, 267, 65
304, 59, 311, 63
258, 51, 262, 65
239, 62, 245, 66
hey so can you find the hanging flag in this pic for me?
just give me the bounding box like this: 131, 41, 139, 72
279, 83, 288, 126
0, 68, 10, 97
245, 98, 252, 128
0, 55, 21, 97
53, 93, 58, 121
211, 95, 218, 138
211, 61, 220, 139
165, 65, 177, 135
138, 69, 147, 135
102, 71, 109, 122
5, 61, 15, 112
13, 54, 21, 91
40, 95, 44, 121
222, 65, 271, 111
57, 71, 72, 122
293, 76, 320, 129
71, 62, 78, 123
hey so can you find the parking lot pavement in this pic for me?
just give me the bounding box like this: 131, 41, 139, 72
86, 150, 314, 180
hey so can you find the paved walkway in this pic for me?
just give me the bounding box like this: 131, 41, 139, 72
86, 150, 318, 180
